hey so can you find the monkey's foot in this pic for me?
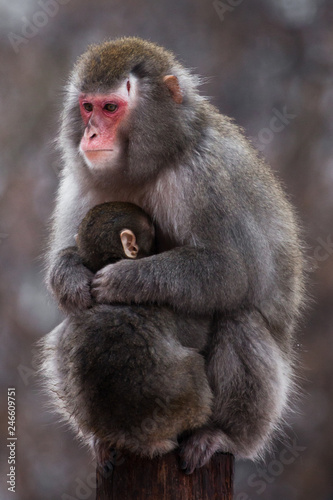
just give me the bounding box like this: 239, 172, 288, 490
94, 440, 113, 466
179, 426, 233, 474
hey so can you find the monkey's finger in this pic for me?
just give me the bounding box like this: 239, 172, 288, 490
91, 271, 109, 290
91, 273, 105, 286
92, 264, 114, 286
90, 279, 115, 304
179, 447, 200, 474
90, 282, 103, 299
91, 278, 102, 289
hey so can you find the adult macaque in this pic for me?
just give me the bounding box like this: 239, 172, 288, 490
42, 201, 211, 461
46, 37, 304, 473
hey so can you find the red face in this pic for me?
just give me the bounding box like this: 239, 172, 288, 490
79, 81, 131, 169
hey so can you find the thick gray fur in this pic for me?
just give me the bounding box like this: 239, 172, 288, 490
44, 37, 304, 473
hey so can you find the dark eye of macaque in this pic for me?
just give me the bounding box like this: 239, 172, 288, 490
83, 102, 93, 112
104, 103, 118, 113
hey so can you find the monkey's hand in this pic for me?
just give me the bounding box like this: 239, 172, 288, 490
91, 261, 132, 304
179, 425, 234, 474
48, 246, 94, 314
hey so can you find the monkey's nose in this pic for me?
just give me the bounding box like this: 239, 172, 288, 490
84, 126, 98, 140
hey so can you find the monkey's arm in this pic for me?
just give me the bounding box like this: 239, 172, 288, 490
91, 243, 249, 315
48, 246, 94, 313
46, 174, 95, 312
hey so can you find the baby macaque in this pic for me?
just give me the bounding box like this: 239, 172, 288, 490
76, 202, 157, 271
41, 202, 211, 462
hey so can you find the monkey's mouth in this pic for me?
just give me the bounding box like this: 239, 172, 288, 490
84, 150, 114, 161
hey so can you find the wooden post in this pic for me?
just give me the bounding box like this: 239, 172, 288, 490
96, 451, 234, 500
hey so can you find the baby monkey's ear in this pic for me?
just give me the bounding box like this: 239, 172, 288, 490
120, 229, 139, 259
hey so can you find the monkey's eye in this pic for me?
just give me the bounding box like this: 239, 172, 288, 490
83, 103, 93, 112
104, 103, 118, 113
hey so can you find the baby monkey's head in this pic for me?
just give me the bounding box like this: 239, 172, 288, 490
76, 202, 156, 273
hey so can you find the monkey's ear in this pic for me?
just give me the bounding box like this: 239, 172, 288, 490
163, 75, 183, 104
120, 230, 139, 259
74, 234, 78, 244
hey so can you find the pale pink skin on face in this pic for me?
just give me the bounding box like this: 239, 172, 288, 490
79, 94, 128, 159
78, 76, 181, 171
79, 80, 132, 167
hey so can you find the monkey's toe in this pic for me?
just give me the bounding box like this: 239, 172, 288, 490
179, 426, 232, 474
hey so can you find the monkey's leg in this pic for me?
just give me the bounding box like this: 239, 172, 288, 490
179, 309, 293, 474
50, 305, 212, 460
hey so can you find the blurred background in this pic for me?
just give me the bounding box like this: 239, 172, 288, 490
0, 0, 332, 498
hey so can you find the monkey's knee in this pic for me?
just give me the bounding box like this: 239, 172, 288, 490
208, 312, 293, 458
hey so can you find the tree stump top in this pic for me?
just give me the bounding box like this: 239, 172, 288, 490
96, 451, 234, 500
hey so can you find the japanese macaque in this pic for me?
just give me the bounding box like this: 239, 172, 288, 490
42, 201, 212, 461
44, 37, 304, 473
